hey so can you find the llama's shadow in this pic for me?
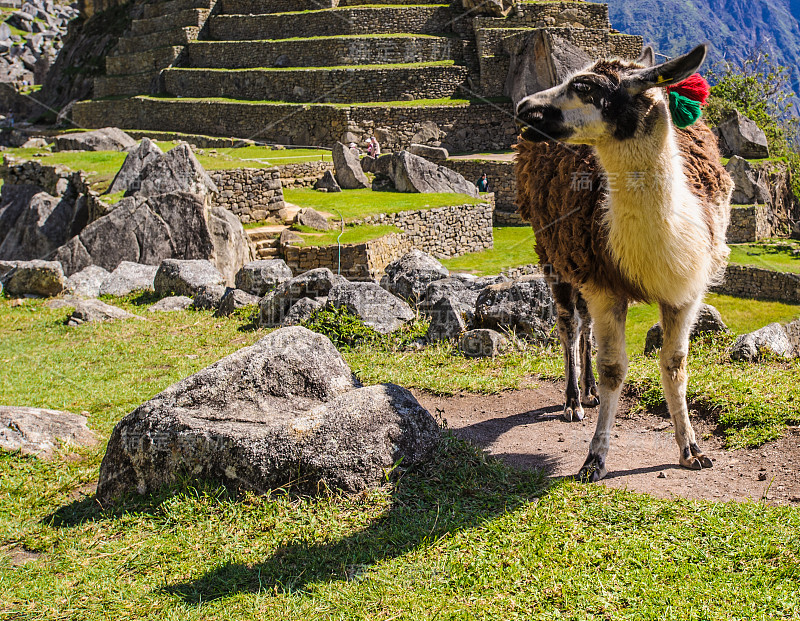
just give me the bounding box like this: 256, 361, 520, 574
162, 434, 552, 604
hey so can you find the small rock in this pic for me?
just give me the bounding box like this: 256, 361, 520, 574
192, 283, 227, 310
235, 259, 293, 296
313, 170, 342, 193
1, 259, 65, 297
148, 296, 193, 312
216, 288, 260, 317
731, 323, 795, 362
657, 472, 666, 479
281, 297, 323, 326
294, 207, 331, 231
758, 472, 768, 481
99, 262, 158, 297
459, 328, 509, 358
65, 265, 110, 298
328, 281, 414, 334
66, 299, 140, 326
0, 406, 96, 459
426, 295, 468, 342
154, 259, 225, 297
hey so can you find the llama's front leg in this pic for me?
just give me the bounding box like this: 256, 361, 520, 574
578, 294, 628, 482
576, 293, 599, 408
551, 282, 583, 421
660, 303, 713, 470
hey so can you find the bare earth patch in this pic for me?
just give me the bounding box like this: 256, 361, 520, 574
414, 382, 800, 505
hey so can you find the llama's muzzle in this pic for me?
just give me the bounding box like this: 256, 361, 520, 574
515, 100, 571, 143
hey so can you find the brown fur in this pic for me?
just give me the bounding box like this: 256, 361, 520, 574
515, 118, 731, 303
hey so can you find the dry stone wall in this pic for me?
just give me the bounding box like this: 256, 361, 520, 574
727, 204, 771, 244
711, 265, 800, 304
278, 161, 334, 189
282, 233, 412, 281
209, 167, 285, 223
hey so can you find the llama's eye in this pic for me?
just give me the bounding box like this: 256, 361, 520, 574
572, 82, 592, 93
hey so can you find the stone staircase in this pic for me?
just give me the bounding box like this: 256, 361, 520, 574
74, 0, 643, 154
247, 229, 281, 260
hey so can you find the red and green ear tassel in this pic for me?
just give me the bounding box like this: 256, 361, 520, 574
666, 73, 710, 128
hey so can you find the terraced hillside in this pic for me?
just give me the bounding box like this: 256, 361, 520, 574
73, 1, 642, 154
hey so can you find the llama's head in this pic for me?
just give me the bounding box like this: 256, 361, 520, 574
515, 44, 707, 145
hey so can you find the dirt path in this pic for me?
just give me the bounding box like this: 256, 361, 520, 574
413, 382, 800, 505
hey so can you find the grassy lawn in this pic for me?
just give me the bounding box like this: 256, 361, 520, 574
443, 226, 538, 275
283, 188, 482, 221
728, 241, 800, 274
292, 224, 402, 246
1, 296, 799, 619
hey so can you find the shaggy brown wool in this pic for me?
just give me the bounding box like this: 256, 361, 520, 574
515, 119, 731, 303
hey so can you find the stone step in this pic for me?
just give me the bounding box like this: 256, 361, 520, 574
183, 35, 460, 69
478, 26, 641, 59
206, 6, 453, 41
106, 45, 183, 76
141, 0, 215, 20
248, 230, 278, 243
217, 0, 445, 15
162, 62, 469, 103
94, 73, 156, 98
130, 8, 210, 37
116, 27, 200, 55
255, 247, 281, 259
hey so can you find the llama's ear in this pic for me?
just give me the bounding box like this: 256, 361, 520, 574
624, 44, 707, 95
635, 46, 655, 68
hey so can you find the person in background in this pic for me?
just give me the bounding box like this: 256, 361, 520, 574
349, 142, 360, 157
368, 136, 381, 158
477, 173, 489, 193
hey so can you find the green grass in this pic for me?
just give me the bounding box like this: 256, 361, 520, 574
292, 224, 402, 247
1, 296, 800, 620
283, 188, 482, 221
728, 241, 800, 274
185, 60, 457, 72
442, 226, 538, 276
138, 94, 511, 108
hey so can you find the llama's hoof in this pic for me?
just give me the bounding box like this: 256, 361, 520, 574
577, 453, 607, 482
680, 444, 713, 470
581, 386, 600, 408
563, 400, 585, 422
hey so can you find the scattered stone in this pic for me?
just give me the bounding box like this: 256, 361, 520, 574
20, 137, 48, 149
66, 299, 140, 326
216, 288, 260, 317
53, 127, 136, 152
281, 296, 323, 326
235, 259, 293, 296
408, 143, 449, 162
390, 151, 480, 197
716, 110, 770, 159
644, 304, 729, 354
731, 323, 795, 362
381, 250, 449, 303
426, 295, 468, 341
474, 275, 555, 343
154, 258, 225, 297
313, 170, 342, 193
332, 141, 370, 190
134, 143, 218, 198
459, 328, 510, 358
328, 281, 414, 334
98, 261, 158, 296
148, 296, 193, 312
259, 268, 346, 326
725, 156, 771, 205
192, 283, 227, 310
96, 327, 439, 501
107, 137, 164, 195
294, 207, 331, 231
65, 265, 110, 298
279, 228, 303, 245
1, 259, 65, 297
0, 406, 96, 459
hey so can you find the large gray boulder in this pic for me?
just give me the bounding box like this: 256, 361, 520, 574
716, 110, 770, 159
644, 304, 729, 355
99, 261, 158, 296
66, 299, 140, 326
1, 259, 65, 297
407, 143, 449, 162
154, 259, 225, 297
418, 275, 506, 317
281, 296, 324, 326
259, 268, 346, 327
391, 151, 480, 197
504, 30, 591, 107
133, 144, 218, 198
0, 406, 96, 459
313, 170, 342, 193
96, 327, 439, 501
107, 137, 164, 195
426, 295, 468, 341
192, 283, 227, 310
725, 156, 771, 205
0, 186, 81, 262
332, 141, 369, 190
216, 288, 260, 317
235, 259, 293, 296
328, 281, 414, 334
731, 323, 795, 362
381, 250, 449, 303
474, 275, 556, 343
65, 265, 110, 298
207, 205, 252, 286
53, 127, 136, 152
294, 207, 331, 231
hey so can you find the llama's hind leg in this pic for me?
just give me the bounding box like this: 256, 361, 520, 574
578, 293, 628, 482
551, 281, 583, 422
660, 303, 713, 470
576, 293, 599, 408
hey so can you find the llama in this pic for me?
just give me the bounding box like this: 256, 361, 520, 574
514, 44, 733, 481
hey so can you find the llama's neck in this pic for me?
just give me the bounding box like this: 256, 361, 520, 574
591, 106, 711, 307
